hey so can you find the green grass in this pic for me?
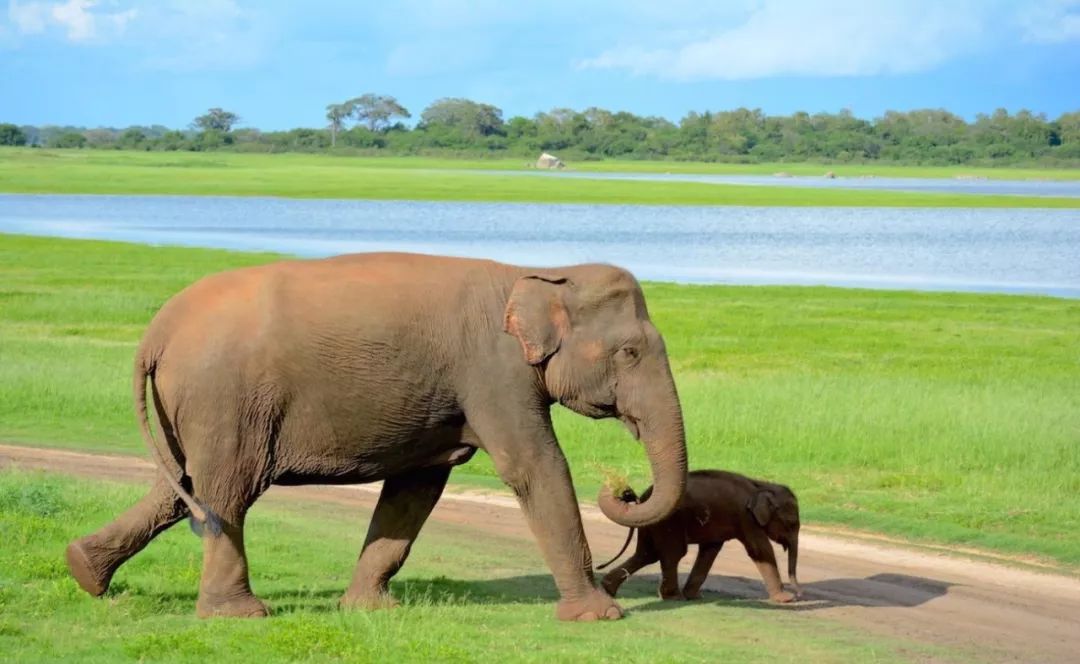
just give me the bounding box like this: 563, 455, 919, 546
1, 234, 1079, 568
2, 148, 1078, 208
568, 159, 1080, 181
0, 470, 950, 663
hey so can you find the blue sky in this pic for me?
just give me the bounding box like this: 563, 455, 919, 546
2, 0, 1078, 130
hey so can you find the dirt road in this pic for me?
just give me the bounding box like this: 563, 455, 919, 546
3, 443, 1078, 662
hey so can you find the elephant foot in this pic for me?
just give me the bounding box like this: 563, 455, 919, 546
683, 587, 703, 600
555, 589, 623, 622
658, 587, 686, 601
769, 590, 797, 604
196, 592, 269, 618
65, 538, 116, 597
339, 589, 400, 611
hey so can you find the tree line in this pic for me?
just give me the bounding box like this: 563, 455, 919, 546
3, 95, 1079, 166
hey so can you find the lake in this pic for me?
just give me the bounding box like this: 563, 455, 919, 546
2, 193, 1078, 297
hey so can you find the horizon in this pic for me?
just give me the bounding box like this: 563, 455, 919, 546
2, 1, 1079, 130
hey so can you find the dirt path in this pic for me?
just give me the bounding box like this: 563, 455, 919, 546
3, 443, 1078, 662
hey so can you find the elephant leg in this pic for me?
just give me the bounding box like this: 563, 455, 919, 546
499, 449, 621, 620
683, 543, 722, 600
195, 509, 268, 618
66, 477, 189, 596
657, 538, 688, 600
466, 405, 622, 621
190, 445, 271, 619
341, 464, 451, 610
744, 535, 794, 603
601, 543, 659, 597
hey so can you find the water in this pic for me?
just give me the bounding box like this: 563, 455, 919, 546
489, 170, 1080, 198
2, 193, 1078, 297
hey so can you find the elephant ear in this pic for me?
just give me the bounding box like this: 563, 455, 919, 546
747, 490, 776, 527
503, 273, 571, 365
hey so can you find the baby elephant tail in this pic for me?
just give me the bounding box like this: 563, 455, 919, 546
596, 487, 639, 570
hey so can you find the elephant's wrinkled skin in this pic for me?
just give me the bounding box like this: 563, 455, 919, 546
65, 252, 688, 622
599, 470, 801, 603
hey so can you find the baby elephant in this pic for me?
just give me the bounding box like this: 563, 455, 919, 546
598, 470, 802, 603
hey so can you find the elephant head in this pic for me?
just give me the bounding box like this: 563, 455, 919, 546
749, 485, 801, 596
503, 265, 688, 529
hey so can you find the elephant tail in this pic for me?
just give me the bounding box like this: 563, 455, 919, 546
596, 527, 635, 571
134, 348, 221, 536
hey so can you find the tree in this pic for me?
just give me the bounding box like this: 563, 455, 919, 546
421, 98, 504, 136
193, 108, 240, 133
48, 131, 87, 149
325, 103, 352, 147
117, 128, 147, 150
348, 94, 410, 132
155, 130, 189, 151
0, 123, 27, 146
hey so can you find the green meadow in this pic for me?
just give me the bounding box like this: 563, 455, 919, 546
2, 148, 1078, 207
2, 234, 1078, 567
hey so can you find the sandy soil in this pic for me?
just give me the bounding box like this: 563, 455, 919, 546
3, 443, 1077, 663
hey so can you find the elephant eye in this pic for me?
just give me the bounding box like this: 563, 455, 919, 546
618, 346, 639, 361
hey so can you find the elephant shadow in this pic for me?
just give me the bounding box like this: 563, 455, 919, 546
112, 573, 562, 616
622, 572, 954, 613
113, 572, 952, 616
273, 575, 563, 615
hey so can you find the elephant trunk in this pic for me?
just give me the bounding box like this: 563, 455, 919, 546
788, 531, 801, 598
598, 374, 688, 529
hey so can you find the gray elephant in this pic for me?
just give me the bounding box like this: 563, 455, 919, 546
598, 470, 801, 602
65, 252, 688, 622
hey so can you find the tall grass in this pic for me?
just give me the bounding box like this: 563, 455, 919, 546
1, 234, 1078, 565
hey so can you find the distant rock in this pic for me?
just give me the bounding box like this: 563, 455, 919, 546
773, 171, 792, 178
824, 171, 836, 179
536, 153, 565, 169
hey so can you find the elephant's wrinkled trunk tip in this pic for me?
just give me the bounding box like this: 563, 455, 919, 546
597, 412, 687, 529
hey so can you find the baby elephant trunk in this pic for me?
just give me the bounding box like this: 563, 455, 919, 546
787, 531, 801, 598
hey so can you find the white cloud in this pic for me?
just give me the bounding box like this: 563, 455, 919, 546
1018, 0, 1080, 44
2, 0, 272, 70
578, 0, 1057, 80
134, 1, 270, 72
8, 1, 48, 34
7, 0, 135, 43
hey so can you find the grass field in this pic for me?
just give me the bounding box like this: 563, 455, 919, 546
562, 159, 1080, 181
1, 234, 1078, 567
0, 470, 951, 663
2, 148, 1078, 208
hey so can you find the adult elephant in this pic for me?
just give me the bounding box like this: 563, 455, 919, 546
65, 252, 688, 622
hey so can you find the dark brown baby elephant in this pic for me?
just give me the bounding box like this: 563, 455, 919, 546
598, 470, 801, 603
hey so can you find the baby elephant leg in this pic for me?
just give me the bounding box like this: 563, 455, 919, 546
682, 543, 722, 600
745, 536, 794, 603
657, 538, 688, 600
601, 546, 659, 597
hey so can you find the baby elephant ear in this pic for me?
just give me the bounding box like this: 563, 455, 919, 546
747, 491, 776, 527
503, 273, 570, 365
